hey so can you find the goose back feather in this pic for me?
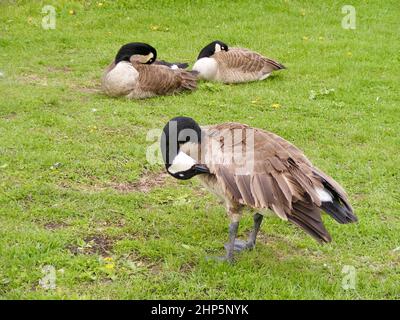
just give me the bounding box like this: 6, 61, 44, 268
213, 48, 285, 83
102, 62, 197, 99
193, 47, 285, 83
194, 122, 356, 243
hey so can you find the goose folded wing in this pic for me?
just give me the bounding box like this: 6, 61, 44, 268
135, 64, 184, 95
215, 48, 285, 73
205, 124, 332, 242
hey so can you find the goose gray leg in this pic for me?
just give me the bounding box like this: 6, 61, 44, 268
246, 213, 264, 249
226, 213, 264, 252
206, 220, 239, 263
224, 221, 240, 262
206, 209, 241, 263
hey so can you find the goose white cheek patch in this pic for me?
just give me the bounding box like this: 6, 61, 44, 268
316, 188, 333, 202
168, 151, 197, 174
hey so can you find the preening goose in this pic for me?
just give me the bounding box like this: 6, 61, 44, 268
192, 40, 286, 83
161, 117, 357, 262
102, 42, 197, 99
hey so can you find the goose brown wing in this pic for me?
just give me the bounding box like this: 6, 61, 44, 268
204, 123, 332, 243
214, 48, 285, 74
135, 64, 197, 95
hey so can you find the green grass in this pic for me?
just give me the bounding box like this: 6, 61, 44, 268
0, 0, 399, 299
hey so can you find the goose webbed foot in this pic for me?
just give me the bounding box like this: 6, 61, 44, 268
224, 239, 255, 252
206, 213, 264, 263
206, 220, 240, 263
224, 213, 263, 259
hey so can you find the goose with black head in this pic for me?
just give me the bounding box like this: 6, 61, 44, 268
161, 117, 357, 262
102, 42, 197, 99
193, 40, 286, 83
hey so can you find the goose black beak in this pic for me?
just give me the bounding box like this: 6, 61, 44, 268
193, 164, 210, 174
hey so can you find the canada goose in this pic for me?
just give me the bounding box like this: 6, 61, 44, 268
161, 117, 357, 262
192, 40, 286, 83
102, 42, 197, 99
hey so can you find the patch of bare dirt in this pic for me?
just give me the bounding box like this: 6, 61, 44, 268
18, 73, 48, 86
67, 235, 114, 257
179, 262, 196, 273
149, 264, 163, 275
44, 221, 68, 230
109, 170, 173, 193
0, 112, 17, 120
17, 70, 101, 94
124, 253, 163, 275
100, 218, 127, 228
58, 169, 175, 194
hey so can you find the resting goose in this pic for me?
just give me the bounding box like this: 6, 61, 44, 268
161, 117, 357, 262
192, 40, 286, 83
102, 42, 197, 99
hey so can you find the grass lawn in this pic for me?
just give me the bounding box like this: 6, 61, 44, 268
0, 0, 399, 299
